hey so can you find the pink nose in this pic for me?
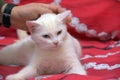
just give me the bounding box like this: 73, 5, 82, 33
53, 41, 58, 45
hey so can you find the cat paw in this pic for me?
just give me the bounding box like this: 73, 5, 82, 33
6, 74, 26, 80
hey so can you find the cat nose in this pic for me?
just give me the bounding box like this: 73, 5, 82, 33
53, 41, 58, 45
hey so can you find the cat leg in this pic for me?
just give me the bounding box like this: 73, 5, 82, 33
67, 60, 87, 75
6, 65, 38, 80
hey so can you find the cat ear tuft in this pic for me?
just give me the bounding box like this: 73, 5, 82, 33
56, 10, 71, 22
26, 21, 39, 33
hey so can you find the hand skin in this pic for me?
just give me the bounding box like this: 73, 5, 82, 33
1, 3, 65, 30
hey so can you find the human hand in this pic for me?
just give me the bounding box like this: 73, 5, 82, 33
10, 3, 65, 30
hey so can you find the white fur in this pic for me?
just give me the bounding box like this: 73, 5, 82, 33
0, 11, 86, 80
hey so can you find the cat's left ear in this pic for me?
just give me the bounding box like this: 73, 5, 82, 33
26, 21, 39, 33
56, 10, 71, 22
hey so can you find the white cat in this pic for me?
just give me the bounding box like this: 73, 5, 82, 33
0, 11, 86, 80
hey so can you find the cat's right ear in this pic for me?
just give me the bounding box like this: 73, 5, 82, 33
26, 21, 39, 33
56, 10, 71, 23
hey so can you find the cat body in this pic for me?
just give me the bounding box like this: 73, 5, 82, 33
0, 11, 86, 80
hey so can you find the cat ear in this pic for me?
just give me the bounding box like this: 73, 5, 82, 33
26, 21, 39, 33
56, 10, 71, 22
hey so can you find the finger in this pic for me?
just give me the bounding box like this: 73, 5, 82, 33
40, 7, 53, 14
35, 5, 53, 15
40, 3, 64, 14
49, 4, 64, 13
66, 17, 71, 23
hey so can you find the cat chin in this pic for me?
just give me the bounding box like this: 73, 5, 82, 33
38, 45, 61, 50
49, 45, 60, 49
52, 45, 60, 48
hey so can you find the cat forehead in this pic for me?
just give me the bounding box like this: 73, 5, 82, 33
41, 13, 56, 18
37, 14, 64, 31
37, 13, 56, 22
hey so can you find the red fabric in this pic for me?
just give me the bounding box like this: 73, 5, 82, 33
0, 0, 120, 80
61, 0, 120, 36
5, 0, 120, 40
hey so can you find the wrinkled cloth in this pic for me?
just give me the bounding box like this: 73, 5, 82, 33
0, 0, 120, 80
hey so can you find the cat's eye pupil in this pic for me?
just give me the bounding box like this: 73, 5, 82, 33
43, 35, 49, 38
57, 30, 62, 35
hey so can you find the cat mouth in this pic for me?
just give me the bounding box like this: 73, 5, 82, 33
52, 43, 61, 48
53, 45, 59, 48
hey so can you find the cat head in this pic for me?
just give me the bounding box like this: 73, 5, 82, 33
26, 10, 71, 49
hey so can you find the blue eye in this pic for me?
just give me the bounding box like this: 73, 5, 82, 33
42, 35, 50, 38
